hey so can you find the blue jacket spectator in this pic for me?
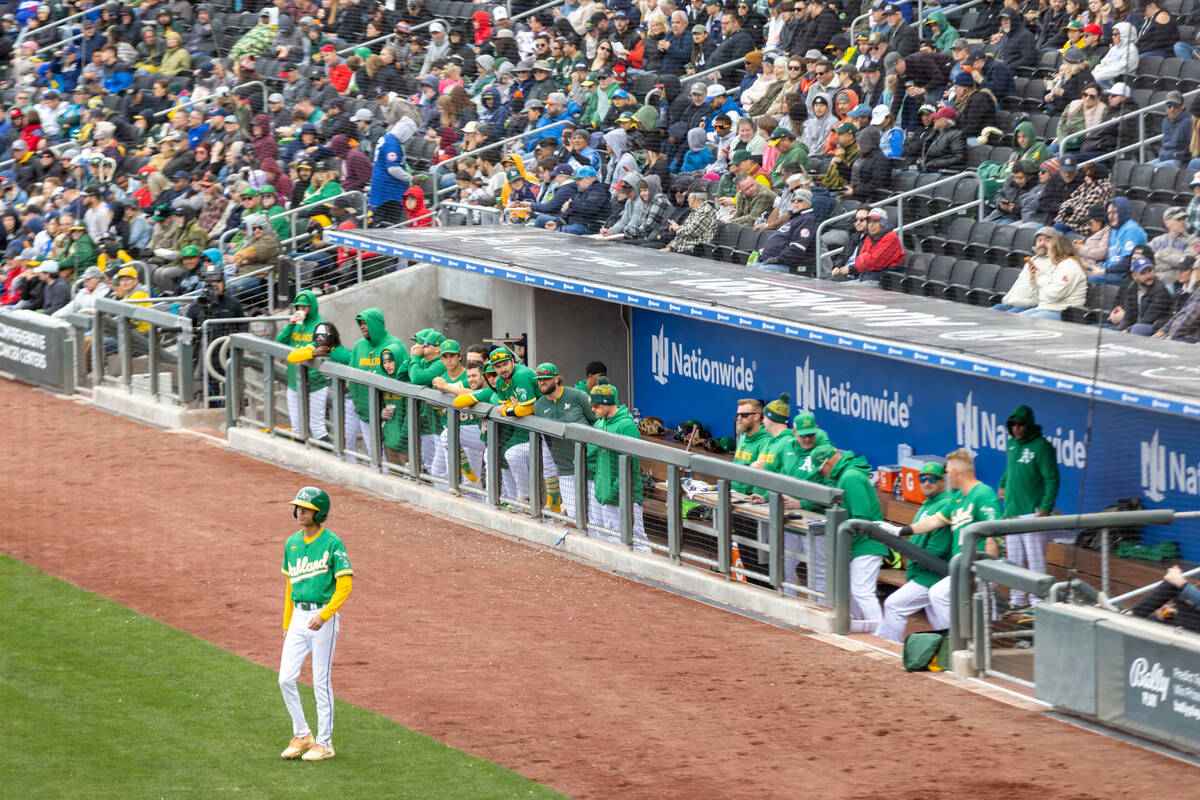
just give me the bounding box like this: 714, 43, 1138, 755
562, 167, 612, 234
971, 49, 1016, 99
478, 87, 511, 135
1093, 197, 1148, 284
675, 127, 715, 173
1152, 94, 1191, 165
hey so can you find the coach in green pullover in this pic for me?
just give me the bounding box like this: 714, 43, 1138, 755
998, 405, 1060, 607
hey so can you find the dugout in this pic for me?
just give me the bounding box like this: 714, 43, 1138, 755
326, 227, 1200, 558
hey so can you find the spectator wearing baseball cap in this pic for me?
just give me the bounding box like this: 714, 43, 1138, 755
1110, 254, 1173, 334
818, 122, 857, 191
1090, 198, 1149, 285
1149, 89, 1191, 166
1148, 206, 1200, 286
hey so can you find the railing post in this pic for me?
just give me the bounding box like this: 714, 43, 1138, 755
330, 376, 346, 457
948, 552, 967, 655
666, 463, 682, 561
446, 405, 461, 494
147, 322, 159, 399
486, 418, 501, 506
528, 431, 543, 519
91, 308, 103, 387
828, 506, 849, 633
225, 339, 242, 430
768, 491, 784, 589
263, 353, 276, 431
368, 386, 382, 471
407, 395, 422, 479
119, 316, 132, 391
297, 361, 311, 442
574, 442, 589, 531
619, 453, 633, 547
178, 320, 195, 406
716, 478, 732, 575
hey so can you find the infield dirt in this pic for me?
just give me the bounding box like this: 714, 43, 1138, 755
3, 379, 1192, 799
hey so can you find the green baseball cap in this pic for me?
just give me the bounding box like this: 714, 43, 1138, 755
730, 148, 753, 164
243, 187, 258, 197
259, 184, 276, 195
505, 167, 523, 182
768, 126, 793, 145
487, 347, 515, 365
835, 121, 857, 134
411, 327, 433, 343
440, 338, 461, 354
534, 362, 558, 378
809, 443, 838, 470
180, 245, 201, 258
424, 330, 446, 347
919, 461, 946, 478
793, 411, 819, 436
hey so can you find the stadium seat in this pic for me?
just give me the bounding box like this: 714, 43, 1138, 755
926, 259, 977, 298
1147, 166, 1183, 203
966, 145, 992, 170
948, 262, 998, 303
883, 252, 932, 292
1110, 160, 1137, 190
1135, 57, 1165, 90
983, 225, 1018, 264
730, 226, 761, 264
701, 222, 741, 261
964, 221, 998, 262
1180, 60, 1200, 91
969, 265, 1020, 306
904, 255, 955, 294
1141, 203, 1169, 238
1125, 164, 1157, 201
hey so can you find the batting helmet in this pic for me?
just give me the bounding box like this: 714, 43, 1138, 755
291, 486, 331, 523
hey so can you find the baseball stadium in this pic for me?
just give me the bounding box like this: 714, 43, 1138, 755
6, 0, 1200, 795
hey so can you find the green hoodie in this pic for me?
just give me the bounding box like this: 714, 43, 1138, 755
926, 11, 960, 54
997, 405, 1060, 517
825, 450, 889, 559
979, 121, 1048, 201
276, 290, 325, 391
407, 352, 448, 435
589, 405, 644, 506
907, 489, 954, 588
732, 425, 771, 495
379, 342, 411, 452
751, 427, 800, 499
348, 308, 404, 421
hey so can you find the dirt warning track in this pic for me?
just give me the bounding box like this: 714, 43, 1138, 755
3, 379, 1192, 799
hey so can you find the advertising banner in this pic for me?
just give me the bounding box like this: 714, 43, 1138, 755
0, 310, 73, 393
631, 308, 1200, 556
1124, 637, 1200, 745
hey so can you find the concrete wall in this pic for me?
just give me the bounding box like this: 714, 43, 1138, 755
532, 288, 629, 399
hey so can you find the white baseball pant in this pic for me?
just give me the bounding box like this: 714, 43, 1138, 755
501, 441, 531, 502
443, 424, 487, 486
279, 607, 340, 748
878, 580, 933, 642
849, 554, 884, 633
342, 399, 375, 463
596, 501, 652, 553
1005, 531, 1049, 606
286, 386, 329, 440
926, 575, 952, 630
419, 433, 447, 482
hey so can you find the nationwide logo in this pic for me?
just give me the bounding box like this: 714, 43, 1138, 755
650, 325, 756, 390
1140, 430, 1200, 502
954, 392, 1087, 467
794, 357, 912, 428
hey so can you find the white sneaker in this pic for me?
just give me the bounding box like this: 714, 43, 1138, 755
281, 734, 315, 759
301, 744, 335, 761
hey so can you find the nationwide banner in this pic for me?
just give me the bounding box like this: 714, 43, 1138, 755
631, 308, 1200, 557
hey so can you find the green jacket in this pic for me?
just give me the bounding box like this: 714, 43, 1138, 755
407, 354, 448, 435
769, 140, 811, 185
535, 386, 596, 475
177, 219, 209, 253
926, 11, 960, 54
785, 429, 833, 511
752, 428, 800, 499
347, 308, 404, 421
303, 180, 344, 208
379, 342, 410, 451
825, 450, 889, 559
266, 204, 290, 243
580, 81, 619, 129
997, 405, 1060, 516
589, 405, 643, 506
493, 363, 540, 449
61, 233, 98, 271
731, 426, 771, 494
907, 490, 954, 588
276, 290, 325, 391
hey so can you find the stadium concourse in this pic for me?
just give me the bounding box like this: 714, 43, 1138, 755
5, 375, 1198, 799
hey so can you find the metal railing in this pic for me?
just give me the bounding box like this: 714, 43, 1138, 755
91, 294, 195, 404
1051, 86, 1200, 162
512, 0, 567, 23
152, 80, 269, 119
16, 7, 92, 46
224, 332, 846, 595
688, 47, 785, 84
217, 190, 369, 252
429, 120, 576, 205
335, 17, 449, 58
814, 170, 985, 271
850, 0, 939, 44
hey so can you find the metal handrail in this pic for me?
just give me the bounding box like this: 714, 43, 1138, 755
1111, 565, 1200, 604
1051, 86, 1200, 160
813, 170, 984, 269
0, 138, 75, 177
688, 47, 784, 84
218, 190, 368, 252
512, 0, 566, 23
850, 0, 947, 44
429, 120, 578, 204
92, 293, 196, 404
335, 17, 449, 58
33, 30, 84, 59
152, 80, 269, 119
16, 6, 93, 46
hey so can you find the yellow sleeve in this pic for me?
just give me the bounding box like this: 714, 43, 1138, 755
512, 399, 536, 417
287, 346, 316, 364
453, 392, 479, 408
283, 577, 293, 630
319, 576, 352, 621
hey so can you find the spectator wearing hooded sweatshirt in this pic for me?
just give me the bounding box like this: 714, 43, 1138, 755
561, 167, 611, 234
832, 208, 904, 280
1090, 196, 1147, 284
844, 125, 890, 201
990, 8, 1036, 70
330, 134, 372, 192
370, 118, 417, 226
676, 127, 715, 173
997, 405, 1060, 608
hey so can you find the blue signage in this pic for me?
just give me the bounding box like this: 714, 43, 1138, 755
631, 309, 1200, 558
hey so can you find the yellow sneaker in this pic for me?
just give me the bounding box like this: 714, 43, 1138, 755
281, 734, 315, 759
301, 744, 336, 761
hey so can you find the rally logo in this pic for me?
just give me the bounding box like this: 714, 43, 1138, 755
650, 325, 756, 390
1129, 657, 1170, 708
794, 357, 912, 428
955, 392, 1087, 467
1140, 430, 1200, 502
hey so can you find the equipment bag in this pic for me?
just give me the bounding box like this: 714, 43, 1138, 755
1074, 497, 1144, 551
903, 629, 951, 672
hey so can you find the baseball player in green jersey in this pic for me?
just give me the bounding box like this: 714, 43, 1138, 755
454, 347, 539, 502
809, 444, 889, 633
997, 405, 1060, 608
574, 360, 607, 396
730, 398, 770, 495
899, 448, 1002, 630
587, 378, 652, 552
379, 344, 410, 463
286, 322, 353, 448
277, 290, 329, 441
345, 309, 404, 464
407, 330, 450, 481
877, 462, 955, 642
789, 411, 832, 484
279, 487, 353, 762
749, 393, 799, 497
533, 362, 597, 523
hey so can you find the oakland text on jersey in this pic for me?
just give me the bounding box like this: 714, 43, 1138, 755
794, 356, 911, 429
287, 552, 332, 583
650, 325, 755, 390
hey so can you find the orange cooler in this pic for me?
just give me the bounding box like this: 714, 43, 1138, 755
900, 455, 944, 504
877, 465, 901, 493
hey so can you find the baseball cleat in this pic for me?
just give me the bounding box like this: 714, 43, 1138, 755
301, 744, 335, 761
281, 734, 315, 759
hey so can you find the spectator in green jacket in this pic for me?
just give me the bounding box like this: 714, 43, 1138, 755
61, 223, 98, 272
587, 377, 651, 553
998, 405, 1060, 609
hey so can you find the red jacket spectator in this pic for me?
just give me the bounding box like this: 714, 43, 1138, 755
329, 63, 353, 93
853, 215, 905, 275
403, 185, 432, 227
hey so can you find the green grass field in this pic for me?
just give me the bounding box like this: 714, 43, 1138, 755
0, 555, 568, 800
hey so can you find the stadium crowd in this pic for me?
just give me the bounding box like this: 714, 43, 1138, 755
2, 0, 1200, 337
